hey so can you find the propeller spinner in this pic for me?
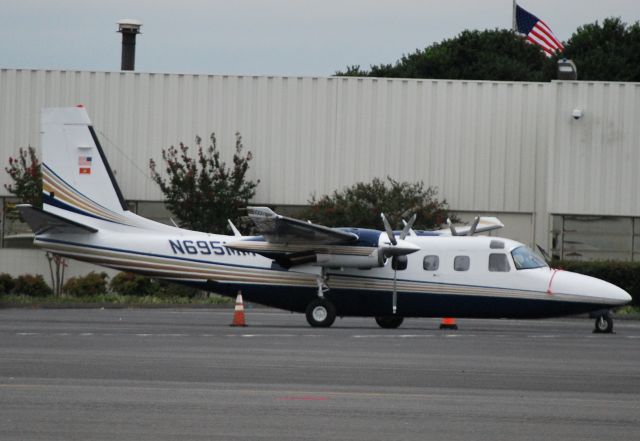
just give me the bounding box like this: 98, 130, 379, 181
380, 213, 420, 257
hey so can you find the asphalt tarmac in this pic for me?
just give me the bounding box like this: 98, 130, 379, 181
0, 308, 639, 441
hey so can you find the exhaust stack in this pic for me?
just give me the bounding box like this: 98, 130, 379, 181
117, 19, 143, 71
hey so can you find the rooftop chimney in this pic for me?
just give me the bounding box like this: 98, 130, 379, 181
117, 19, 143, 71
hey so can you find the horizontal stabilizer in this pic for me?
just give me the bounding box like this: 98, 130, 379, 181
17, 204, 98, 235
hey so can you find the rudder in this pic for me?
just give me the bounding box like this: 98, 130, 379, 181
41, 106, 129, 224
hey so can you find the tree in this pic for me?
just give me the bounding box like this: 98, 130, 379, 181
149, 132, 259, 233
337, 19, 640, 83
4, 147, 67, 295
4, 146, 42, 207
336, 29, 556, 81
563, 17, 640, 81
301, 177, 458, 230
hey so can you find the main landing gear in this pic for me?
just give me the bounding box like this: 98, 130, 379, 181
305, 298, 336, 327
375, 316, 404, 329
305, 270, 336, 327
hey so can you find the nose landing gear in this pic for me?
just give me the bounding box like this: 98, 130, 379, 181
593, 313, 614, 333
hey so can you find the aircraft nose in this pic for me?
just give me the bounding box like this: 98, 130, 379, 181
551, 270, 632, 306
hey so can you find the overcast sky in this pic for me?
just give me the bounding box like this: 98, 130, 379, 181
1, 0, 637, 76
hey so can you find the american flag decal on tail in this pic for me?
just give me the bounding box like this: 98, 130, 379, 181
78, 155, 92, 174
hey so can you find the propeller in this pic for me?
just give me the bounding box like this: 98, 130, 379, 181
447, 218, 459, 236
380, 213, 418, 315
380, 213, 397, 246
447, 216, 480, 236
400, 213, 417, 240
467, 217, 480, 236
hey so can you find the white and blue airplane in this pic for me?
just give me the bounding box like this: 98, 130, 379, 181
19, 107, 631, 332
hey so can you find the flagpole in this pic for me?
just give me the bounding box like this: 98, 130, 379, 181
512, 0, 517, 31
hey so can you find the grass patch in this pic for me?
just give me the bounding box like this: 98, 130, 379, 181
614, 305, 640, 316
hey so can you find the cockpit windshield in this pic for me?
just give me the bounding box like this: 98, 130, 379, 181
511, 246, 548, 270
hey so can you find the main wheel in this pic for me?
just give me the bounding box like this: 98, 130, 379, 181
375, 316, 404, 329
593, 314, 614, 333
305, 298, 336, 328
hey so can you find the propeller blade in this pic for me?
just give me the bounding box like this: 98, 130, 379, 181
447, 218, 459, 236
399, 213, 417, 240
392, 264, 397, 315
467, 217, 480, 236
380, 213, 397, 246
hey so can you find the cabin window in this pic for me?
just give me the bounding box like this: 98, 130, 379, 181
490, 240, 505, 249
488, 253, 510, 272
454, 255, 470, 271
423, 255, 439, 271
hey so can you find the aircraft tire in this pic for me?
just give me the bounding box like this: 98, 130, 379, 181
593, 314, 614, 333
375, 316, 404, 329
305, 298, 336, 328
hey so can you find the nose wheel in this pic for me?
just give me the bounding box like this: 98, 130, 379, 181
593, 314, 614, 333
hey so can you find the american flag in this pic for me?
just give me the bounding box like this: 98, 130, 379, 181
78, 156, 92, 166
515, 4, 564, 57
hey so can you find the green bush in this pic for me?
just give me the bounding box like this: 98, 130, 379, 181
0, 273, 15, 294
12, 274, 53, 297
63, 271, 108, 296
553, 260, 640, 307
109, 272, 160, 296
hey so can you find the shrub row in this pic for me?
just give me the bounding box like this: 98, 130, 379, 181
0, 273, 53, 297
552, 260, 640, 307
0, 271, 202, 298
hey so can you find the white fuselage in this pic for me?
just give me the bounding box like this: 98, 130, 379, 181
34, 212, 631, 318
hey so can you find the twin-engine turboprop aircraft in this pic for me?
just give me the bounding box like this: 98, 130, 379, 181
19, 107, 631, 332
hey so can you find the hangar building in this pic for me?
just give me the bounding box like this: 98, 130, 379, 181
1, 69, 639, 278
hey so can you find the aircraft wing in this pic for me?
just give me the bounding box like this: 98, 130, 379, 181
17, 204, 98, 235
246, 207, 358, 244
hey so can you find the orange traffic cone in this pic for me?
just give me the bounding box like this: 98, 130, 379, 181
439, 317, 458, 330
230, 292, 247, 327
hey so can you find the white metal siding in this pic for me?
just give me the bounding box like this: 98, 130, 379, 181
548, 81, 640, 216
2, 70, 639, 217
1, 69, 549, 212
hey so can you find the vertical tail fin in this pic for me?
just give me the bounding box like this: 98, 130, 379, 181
41, 107, 129, 224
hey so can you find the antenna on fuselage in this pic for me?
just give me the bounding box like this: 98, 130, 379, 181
228, 219, 242, 237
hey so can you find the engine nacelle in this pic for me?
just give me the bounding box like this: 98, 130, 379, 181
315, 250, 385, 269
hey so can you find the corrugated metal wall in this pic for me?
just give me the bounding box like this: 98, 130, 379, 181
548, 81, 640, 216
1, 69, 548, 213
1, 69, 639, 216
